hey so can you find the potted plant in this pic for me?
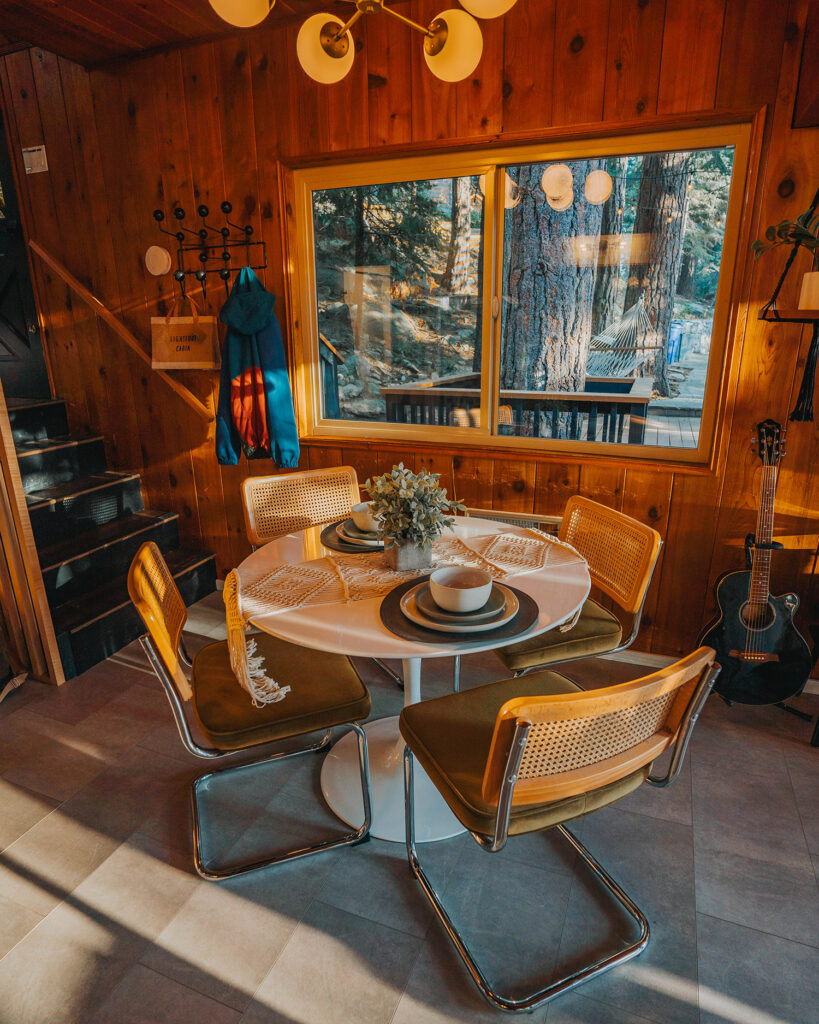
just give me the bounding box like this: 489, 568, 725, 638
365, 463, 464, 571
752, 206, 819, 309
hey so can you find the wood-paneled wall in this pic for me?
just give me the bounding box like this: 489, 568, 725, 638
1, 0, 817, 658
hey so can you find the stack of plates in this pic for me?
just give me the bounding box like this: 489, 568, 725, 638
400, 581, 519, 634
335, 519, 382, 549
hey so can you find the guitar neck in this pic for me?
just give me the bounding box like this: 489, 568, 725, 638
749, 464, 777, 609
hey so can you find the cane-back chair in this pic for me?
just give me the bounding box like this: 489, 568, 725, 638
241, 465, 403, 689
495, 495, 662, 675
241, 466, 360, 548
400, 646, 719, 1013
128, 541, 372, 881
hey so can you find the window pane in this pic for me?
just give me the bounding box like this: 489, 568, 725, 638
498, 147, 735, 448
312, 176, 484, 427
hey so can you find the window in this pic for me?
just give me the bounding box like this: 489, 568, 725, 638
289, 124, 750, 461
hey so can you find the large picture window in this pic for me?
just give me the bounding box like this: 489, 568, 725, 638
289, 125, 750, 461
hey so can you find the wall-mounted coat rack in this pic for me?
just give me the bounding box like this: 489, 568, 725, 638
152, 200, 267, 296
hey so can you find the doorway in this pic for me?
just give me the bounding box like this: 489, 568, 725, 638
0, 110, 50, 399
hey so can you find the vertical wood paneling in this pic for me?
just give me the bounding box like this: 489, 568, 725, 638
657, 0, 726, 114
366, 11, 412, 147
603, 0, 667, 121
410, 0, 457, 141
502, 0, 556, 135
552, 0, 611, 126
1, 3, 817, 661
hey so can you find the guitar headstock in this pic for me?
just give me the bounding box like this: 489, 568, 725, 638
751, 419, 785, 466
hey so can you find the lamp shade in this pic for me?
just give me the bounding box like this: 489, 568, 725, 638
424, 9, 483, 83
541, 163, 574, 211
584, 169, 613, 205
297, 13, 355, 84
458, 0, 517, 18
209, 0, 272, 28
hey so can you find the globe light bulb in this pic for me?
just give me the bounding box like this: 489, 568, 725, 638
297, 13, 356, 84
458, 0, 517, 18
585, 169, 613, 205
541, 164, 574, 212
424, 9, 483, 83
209, 0, 273, 29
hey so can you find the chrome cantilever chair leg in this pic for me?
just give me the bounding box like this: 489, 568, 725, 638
193, 725, 372, 881
403, 748, 649, 1014
373, 657, 403, 689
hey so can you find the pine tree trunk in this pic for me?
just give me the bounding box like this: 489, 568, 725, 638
591, 162, 626, 336
623, 153, 690, 397
501, 160, 605, 396
441, 178, 472, 296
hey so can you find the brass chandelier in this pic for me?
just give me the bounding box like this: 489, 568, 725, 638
209, 1, 519, 83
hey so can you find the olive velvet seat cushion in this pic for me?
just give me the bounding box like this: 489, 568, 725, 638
495, 598, 623, 673
399, 671, 649, 838
192, 634, 371, 751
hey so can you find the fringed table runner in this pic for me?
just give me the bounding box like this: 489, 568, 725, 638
225, 529, 584, 703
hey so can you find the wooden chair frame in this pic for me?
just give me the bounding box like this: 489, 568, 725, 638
402, 650, 720, 1013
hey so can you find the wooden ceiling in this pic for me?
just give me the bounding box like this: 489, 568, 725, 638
0, 0, 349, 67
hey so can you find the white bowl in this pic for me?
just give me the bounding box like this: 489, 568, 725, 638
351, 501, 379, 533
429, 567, 492, 613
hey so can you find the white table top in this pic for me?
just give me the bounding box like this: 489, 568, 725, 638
238, 516, 591, 661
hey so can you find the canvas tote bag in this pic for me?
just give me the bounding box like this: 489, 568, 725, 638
151, 295, 220, 370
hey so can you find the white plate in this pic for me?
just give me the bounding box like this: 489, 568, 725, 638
400, 582, 519, 634
336, 522, 382, 548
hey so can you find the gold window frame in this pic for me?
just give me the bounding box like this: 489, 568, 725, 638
285, 122, 752, 465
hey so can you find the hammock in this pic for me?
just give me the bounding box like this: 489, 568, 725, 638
586, 295, 658, 378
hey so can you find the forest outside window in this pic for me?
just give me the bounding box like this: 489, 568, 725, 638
291, 124, 749, 461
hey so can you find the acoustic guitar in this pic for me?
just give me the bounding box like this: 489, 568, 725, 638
698, 419, 814, 706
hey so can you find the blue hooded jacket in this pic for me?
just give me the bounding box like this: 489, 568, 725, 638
215, 268, 300, 468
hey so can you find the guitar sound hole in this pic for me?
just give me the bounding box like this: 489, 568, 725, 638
739, 601, 775, 630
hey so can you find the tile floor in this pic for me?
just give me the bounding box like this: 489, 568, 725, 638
0, 589, 817, 1024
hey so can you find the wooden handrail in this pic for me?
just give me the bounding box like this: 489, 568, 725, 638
29, 241, 214, 422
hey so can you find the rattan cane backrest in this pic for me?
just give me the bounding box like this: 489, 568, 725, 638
127, 542, 192, 702
242, 466, 360, 547
558, 496, 661, 614
481, 647, 716, 806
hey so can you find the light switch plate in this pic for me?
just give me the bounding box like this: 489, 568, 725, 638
22, 145, 48, 174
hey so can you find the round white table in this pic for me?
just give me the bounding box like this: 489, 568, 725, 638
238, 517, 590, 843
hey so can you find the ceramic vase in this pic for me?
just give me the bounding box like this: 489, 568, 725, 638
385, 539, 433, 572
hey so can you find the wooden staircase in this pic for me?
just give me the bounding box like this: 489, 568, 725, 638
8, 396, 216, 679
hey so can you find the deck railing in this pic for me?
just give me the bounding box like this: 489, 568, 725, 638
380, 374, 653, 444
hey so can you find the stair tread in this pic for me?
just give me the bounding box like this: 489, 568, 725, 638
26, 470, 140, 508
39, 510, 178, 571
53, 548, 216, 635
6, 397, 63, 410
15, 434, 103, 458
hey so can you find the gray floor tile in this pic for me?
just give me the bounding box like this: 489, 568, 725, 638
692, 759, 810, 871
0, 892, 43, 959
241, 900, 422, 1024
697, 914, 819, 1024
0, 777, 58, 852
0, 807, 122, 918
616, 758, 693, 826
546, 990, 660, 1023
694, 826, 819, 947
435, 839, 574, 998
142, 869, 309, 1011
787, 754, 819, 858
0, 713, 106, 801
555, 809, 698, 1024
88, 964, 241, 1024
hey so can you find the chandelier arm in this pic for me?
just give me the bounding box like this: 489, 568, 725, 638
329, 6, 366, 39
380, 3, 435, 37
